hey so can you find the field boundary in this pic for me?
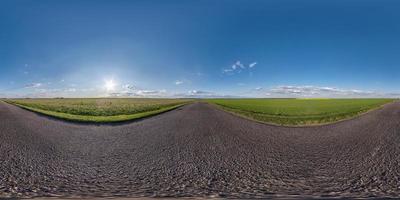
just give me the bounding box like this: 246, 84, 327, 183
4, 101, 188, 124
207, 101, 395, 128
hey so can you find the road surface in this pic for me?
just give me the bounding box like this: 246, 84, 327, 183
1, 101, 400, 199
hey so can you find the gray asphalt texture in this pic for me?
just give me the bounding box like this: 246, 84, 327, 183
1, 101, 400, 199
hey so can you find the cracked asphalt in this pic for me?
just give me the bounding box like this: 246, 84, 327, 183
1, 101, 400, 199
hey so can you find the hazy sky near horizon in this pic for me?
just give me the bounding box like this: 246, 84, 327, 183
1, 0, 400, 98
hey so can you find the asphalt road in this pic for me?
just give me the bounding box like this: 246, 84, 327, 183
1, 101, 400, 199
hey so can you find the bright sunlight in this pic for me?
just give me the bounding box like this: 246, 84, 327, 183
104, 79, 116, 91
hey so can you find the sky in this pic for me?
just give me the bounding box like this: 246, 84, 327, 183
1, 0, 400, 98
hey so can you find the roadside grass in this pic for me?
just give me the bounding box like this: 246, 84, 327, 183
5, 98, 191, 123
206, 98, 395, 126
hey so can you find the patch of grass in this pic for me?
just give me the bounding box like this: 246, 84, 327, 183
5, 98, 191, 123
206, 98, 394, 126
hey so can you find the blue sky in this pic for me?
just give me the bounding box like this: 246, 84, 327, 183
1, 0, 400, 98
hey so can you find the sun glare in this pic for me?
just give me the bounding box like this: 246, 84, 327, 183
105, 79, 116, 91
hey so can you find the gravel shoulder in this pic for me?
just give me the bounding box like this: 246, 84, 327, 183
1, 101, 400, 199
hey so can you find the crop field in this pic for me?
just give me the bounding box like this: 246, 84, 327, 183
4, 98, 190, 122
207, 98, 395, 125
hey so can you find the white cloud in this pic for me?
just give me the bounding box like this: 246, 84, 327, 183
386, 92, 400, 96
19, 86, 102, 98
24, 83, 42, 88
123, 84, 136, 90
111, 88, 236, 98
136, 89, 167, 95
34, 88, 49, 93
223, 69, 233, 73
264, 85, 379, 97
255, 87, 263, 91
181, 90, 240, 98
65, 88, 76, 92
230, 61, 244, 70
235, 61, 245, 69
249, 62, 257, 68
223, 61, 257, 74
175, 80, 183, 85
187, 90, 213, 96
109, 89, 168, 97
105, 88, 227, 98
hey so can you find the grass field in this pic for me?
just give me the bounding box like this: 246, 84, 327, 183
4, 98, 190, 123
207, 98, 395, 126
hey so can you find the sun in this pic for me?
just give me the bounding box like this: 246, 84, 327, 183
105, 79, 116, 91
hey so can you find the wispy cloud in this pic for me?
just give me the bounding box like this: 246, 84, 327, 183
21, 64, 30, 75
180, 90, 239, 98
109, 86, 234, 98
258, 85, 382, 97
233, 61, 245, 69
24, 83, 42, 88
223, 69, 234, 73
249, 62, 257, 68
108, 84, 168, 97
16, 87, 92, 98
109, 89, 168, 97
135, 89, 167, 96
223, 60, 257, 74
65, 88, 76, 92
386, 92, 400, 96
187, 90, 214, 96
175, 80, 184, 85
123, 84, 136, 90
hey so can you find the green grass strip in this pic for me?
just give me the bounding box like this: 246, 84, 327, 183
8, 102, 185, 123
210, 101, 392, 126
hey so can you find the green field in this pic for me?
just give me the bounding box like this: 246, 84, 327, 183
207, 98, 394, 126
5, 98, 190, 123
4, 98, 395, 125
